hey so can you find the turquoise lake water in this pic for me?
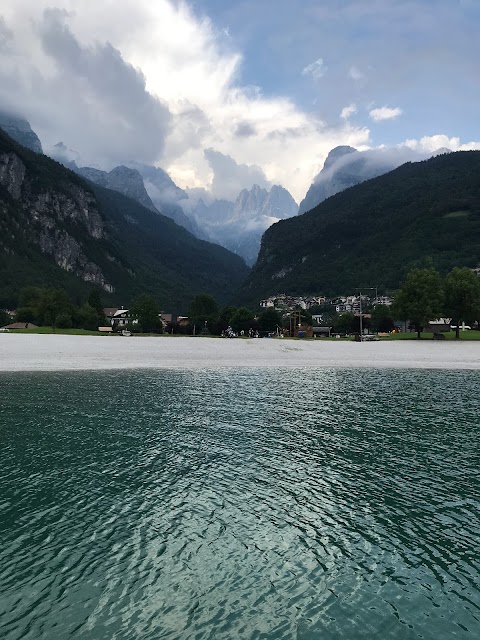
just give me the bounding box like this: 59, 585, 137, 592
1, 368, 479, 639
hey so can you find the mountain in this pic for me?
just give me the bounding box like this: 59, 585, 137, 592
239, 151, 480, 304
298, 145, 453, 215
48, 145, 201, 236
130, 163, 202, 236
0, 128, 249, 309
0, 113, 43, 154
46, 131, 297, 261
76, 165, 158, 213
189, 184, 298, 265
232, 184, 298, 221
48, 144, 158, 213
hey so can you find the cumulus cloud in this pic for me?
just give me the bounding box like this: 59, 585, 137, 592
301, 58, 326, 80
340, 103, 357, 120
403, 134, 480, 153
369, 106, 403, 121
204, 148, 271, 200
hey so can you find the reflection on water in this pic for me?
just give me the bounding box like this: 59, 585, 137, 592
0, 368, 479, 639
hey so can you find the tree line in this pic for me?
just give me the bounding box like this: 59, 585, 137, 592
393, 266, 480, 338
168, 294, 285, 336
4, 265, 479, 338
7, 287, 106, 330
310, 266, 480, 339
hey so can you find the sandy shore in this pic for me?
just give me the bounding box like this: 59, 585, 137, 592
1, 333, 480, 371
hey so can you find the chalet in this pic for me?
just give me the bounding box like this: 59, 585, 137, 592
103, 308, 119, 323
111, 308, 130, 328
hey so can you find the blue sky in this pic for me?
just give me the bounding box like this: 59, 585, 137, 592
1, 0, 479, 200
192, 0, 480, 145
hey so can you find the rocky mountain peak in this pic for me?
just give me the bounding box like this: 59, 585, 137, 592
0, 112, 43, 154
131, 163, 188, 202
76, 164, 158, 213
234, 184, 269, 219
323, 145, 357, 171
262, 185, 298, 219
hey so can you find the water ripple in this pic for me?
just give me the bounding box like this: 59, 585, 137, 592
0, 368, 479, 639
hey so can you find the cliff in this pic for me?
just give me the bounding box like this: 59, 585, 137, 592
0, 129, 249, 309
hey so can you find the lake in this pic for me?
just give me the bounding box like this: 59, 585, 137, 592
1, 364, 479, 638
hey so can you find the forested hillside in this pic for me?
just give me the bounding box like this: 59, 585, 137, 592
239, 151, 480, 304
0, 129, 249, 310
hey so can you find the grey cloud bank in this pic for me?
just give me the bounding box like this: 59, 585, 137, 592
1, 0, 480, 204
0, 8, 170, 169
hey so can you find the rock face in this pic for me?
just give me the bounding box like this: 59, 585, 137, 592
0, 142, 111, 292
48, 142, 204, 238
0, 152, 26, 200
0, 127, 249, 309
262, 185, 299, 219
45, 133, 295, 263
75, 160, 201, 236
299, 146, 365, 214
299, 145, 404, 214
298, 145, 453, 215
0, 113, 43, 154
76, 165, 158, 213
189, 184, 298, 265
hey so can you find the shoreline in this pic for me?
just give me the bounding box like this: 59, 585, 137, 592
1, 334, 480, 371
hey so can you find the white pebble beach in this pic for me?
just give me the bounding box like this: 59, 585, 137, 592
1, 333, 480, 371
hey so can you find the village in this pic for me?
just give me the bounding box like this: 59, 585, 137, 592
90, 292, 457, 339
90, 293, 397, 337
1, 279, 476, 339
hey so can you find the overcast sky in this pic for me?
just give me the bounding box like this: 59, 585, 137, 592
1, 0, 479, 201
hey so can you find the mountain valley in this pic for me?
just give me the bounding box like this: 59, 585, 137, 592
0, 127, 249, 310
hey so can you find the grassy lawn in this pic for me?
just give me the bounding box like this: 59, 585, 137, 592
379, 330, 480, 341
7, 327, 106, 336
6, 328, 188, 337
5, 328, 480, 341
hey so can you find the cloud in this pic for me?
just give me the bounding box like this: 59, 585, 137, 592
369, 106, 402, 121
0, 0, 372, 200
0, 18, 13, 53
301, 57, 326, 80
234, 121, 257, 138
0, 6, 171, 168
348, 65, 365, 82
403, 134, 480, 153
340, 103, 357, 120
204, 148, 271, 200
